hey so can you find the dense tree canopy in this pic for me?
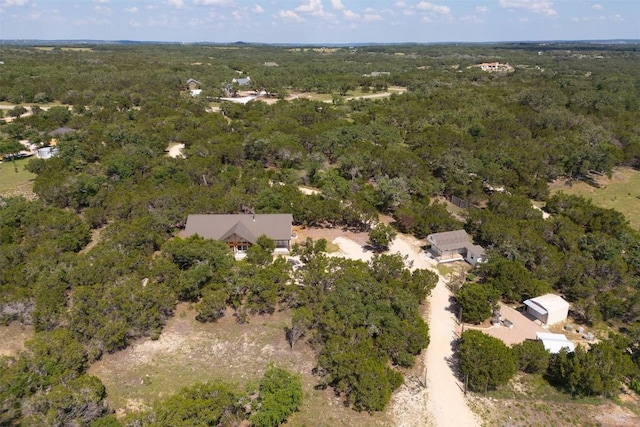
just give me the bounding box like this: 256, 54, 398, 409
1, 41, 639, 421
459, 330, 516, 392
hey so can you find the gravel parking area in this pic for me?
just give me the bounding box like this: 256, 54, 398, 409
467, 303, 546, 346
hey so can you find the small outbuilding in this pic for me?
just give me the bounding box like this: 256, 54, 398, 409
36, 146, 59, 159
523, 294, 570, 326
536, 332, 575, 354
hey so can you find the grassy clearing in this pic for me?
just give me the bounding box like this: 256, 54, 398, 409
0, 158, 36, 197
473, 374, 640, 427
88, 304, 391, 426
549, 167, 640, 229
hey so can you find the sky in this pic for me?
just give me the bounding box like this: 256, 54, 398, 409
0, 0, 638, 44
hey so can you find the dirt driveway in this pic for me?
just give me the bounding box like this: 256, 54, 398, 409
324, 232, 479, 427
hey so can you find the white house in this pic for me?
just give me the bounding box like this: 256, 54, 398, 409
523, 294, 570, 326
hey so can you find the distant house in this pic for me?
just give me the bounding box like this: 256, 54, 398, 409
264, 61, 279, 67
36, 146, 59, 159
47, 127, 75, 146
184, 214, 293, 253
523, 294, 570, 326
232, 76, 251, 86
536, 332, 575, 354
426, 230, 485, 265
186, 78, 202, 97
363, 71, 390, 77
186, 78, 201, 90
473, 62, 514, 72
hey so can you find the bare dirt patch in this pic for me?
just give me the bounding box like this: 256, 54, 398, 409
88, 303, 390, 426
295, 226, 369, 247
0, 322, 34, 357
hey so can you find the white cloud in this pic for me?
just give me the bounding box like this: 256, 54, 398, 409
278, 9, 303, 22
330, 0, 358, 19
499, 0, 557, 16
293, 0, 331, 18
129, 19, 141, 27
416, 2, 450, 15
92, 0, 110, 4
295, 0, 320, 13
475, 6, 488, 13
364, 13, 382, 22
94, 5, 111, 13
252, 4, 264, 13
194, 0, 234, 5
592, 4, 603, 10
166, 0, 184, 9
2, 0, 29, 6
343, 9, 358, 20
125, 7, 138, 13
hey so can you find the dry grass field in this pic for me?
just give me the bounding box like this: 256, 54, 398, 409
549, 167, 640, 230
87, 303, 392, 426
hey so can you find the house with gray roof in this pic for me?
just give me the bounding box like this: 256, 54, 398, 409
232, 76, 251, 86
186, 78, 201, 90
184, 214, 293, 253
426, 229, 485, 265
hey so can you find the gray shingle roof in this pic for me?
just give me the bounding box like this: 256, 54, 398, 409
184, 214, 293, 243
427, 230, 471, 251
48, 127, 75, 137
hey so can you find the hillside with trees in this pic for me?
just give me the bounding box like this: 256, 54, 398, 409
1, 42, 640, 424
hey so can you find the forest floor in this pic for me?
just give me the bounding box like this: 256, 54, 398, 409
549, 167, 640, 229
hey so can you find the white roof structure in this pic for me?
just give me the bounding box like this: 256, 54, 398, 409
536, 332, 575, 354
523, 294, 570, 326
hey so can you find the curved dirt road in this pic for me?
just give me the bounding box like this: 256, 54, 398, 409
330, 234, 479, 426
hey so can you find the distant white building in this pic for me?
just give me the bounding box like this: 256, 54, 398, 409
36, 146, 59, 159
473, 62, 514, 72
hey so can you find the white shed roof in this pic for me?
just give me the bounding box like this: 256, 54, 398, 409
536, 332, 575, 354
524, 294, 569, 313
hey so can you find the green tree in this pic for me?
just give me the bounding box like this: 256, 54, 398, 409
455, 282, 499, 324
367, 223, 397, 253
21, 375, 108, 427
246, 234, 275, 266
459, 330, 516, 392
145, 381, 244, 427
195, 286, 228, 322
512, 340, 550, 374
250, 366, 303, 427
